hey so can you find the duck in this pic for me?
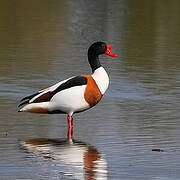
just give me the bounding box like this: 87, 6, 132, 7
18, 42, 117, 138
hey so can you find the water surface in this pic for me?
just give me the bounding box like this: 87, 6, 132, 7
0, 0, 180, 179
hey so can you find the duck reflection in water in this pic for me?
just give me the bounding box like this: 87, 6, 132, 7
21, 127, 107, 180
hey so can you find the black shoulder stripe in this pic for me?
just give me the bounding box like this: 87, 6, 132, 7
20, 92, 39, 102
18, 99, 30, 107
18, 92, 40, 107
52, 76, 87, 95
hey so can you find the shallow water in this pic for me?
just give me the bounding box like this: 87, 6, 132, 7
1, 0, 180, 179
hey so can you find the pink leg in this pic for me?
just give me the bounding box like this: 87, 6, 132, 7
67, 115, 73, 140
67, 115, 73, 129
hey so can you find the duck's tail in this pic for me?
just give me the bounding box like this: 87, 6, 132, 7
18, 102, 49, 114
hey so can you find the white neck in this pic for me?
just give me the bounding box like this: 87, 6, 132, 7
92, 67, 109, 95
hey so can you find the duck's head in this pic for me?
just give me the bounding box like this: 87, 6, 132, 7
88, 42, 118, 58
88, 42, 118, 72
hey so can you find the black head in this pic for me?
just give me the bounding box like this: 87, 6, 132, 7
88, 41, 118, 72
88, 42, 107, 57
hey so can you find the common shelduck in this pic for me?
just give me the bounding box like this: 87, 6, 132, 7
18, 42, 117, 137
